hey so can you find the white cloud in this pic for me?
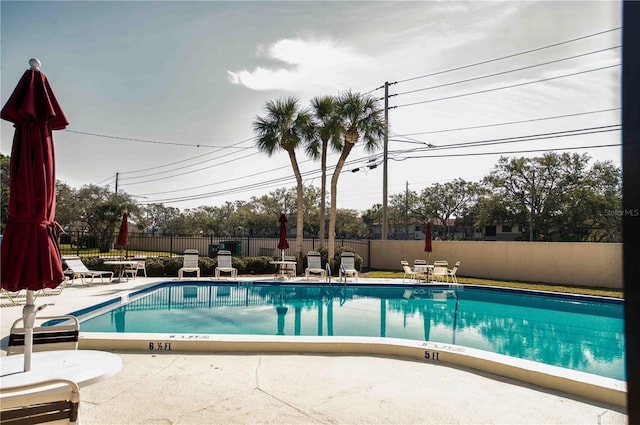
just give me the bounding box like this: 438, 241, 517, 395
227, 38, 370, 92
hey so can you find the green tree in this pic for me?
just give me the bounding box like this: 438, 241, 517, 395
334, 209, 366, 238
328, 91, 384, 265
253, 97, 313, 260
54, 181, 78, 230
307, 96, 342, 245
70, 185, 138, 252
143, 203, 183, 234
484, 152, 621, 241
361, 203, 382, 239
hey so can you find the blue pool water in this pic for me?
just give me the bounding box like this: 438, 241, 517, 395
74, 282, 625, 380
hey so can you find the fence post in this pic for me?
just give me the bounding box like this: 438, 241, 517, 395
170, 234, 174, 257
75, 230, 80, 256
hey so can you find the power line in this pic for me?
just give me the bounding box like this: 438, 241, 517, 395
135, 161, 297, 196
391, 64, 620, 109
137, 155, 374, 203
394, 27, 621, 84
119, 149, 259, 183
392, 124, 621, 160
119, 136, 258, 175
401, 143, 621, 160
122, 151, 263, 185
137, 126, 620, 204
140, 142, 621, 205
64, 129, 252, 149
391, 46, 620, 98
392, 108, 620, 138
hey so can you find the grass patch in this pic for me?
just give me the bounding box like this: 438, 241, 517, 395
363, 271, 623, 299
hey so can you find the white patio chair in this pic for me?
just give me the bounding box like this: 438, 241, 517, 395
305, 251, 327, 281
135, 259, 147, 277
402, 265, 419, 283
447, 261, 460, 284
431, 265, 449, 283
122, 262, 138, 280
414, 259, 427, 268
1, 378, 80, 424
283, 255, 297, 278
7, 315, 79, 355
178, 249, 200, 279
339, 252, 359, 282
215, 250, 237, 279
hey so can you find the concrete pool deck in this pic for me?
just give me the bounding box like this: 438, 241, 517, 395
1, 276, 628, 424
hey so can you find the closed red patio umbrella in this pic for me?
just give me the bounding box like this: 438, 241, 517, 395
277, 213, 289, 260
117, 212, 129, 249
1, 59, 68, 371
425, 222, 433, 260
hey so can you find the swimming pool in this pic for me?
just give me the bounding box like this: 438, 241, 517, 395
73, 281, 625, 381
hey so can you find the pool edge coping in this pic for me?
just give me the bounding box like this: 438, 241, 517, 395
79, 332, 627, 409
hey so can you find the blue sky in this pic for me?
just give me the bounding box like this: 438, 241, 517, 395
1, 1, 622, 212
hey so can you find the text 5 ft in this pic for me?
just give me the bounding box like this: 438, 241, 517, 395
424, 351, 440, 361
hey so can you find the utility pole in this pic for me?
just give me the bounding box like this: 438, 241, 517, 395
529, 168, 535, 242
405, 180, 409, 240
382, 82, 389, 241
115, 172, 119, 195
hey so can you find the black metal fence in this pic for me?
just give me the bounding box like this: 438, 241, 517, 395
59, 232, 371, 268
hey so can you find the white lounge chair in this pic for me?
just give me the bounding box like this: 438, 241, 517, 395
214, 250, 237, 279
38, 279, 68, 296
1, 378, 80, 424
178, 249, 200, 279
305, 251, 327, 281
62, 257, 114, 286
7, 315, 79, 356
339, 252, 359, 282
1, 288, 27, 307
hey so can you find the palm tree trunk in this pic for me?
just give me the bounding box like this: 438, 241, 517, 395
327, 143, 355, 268
318, 139, 328, 247
287, 149, 305, 264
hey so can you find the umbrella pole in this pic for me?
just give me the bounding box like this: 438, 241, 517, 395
22, 290, 37, 371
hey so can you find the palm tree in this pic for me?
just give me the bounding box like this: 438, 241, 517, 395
327, 91, 385, 266
253, 97, 313, 262
307, 96, 342, 247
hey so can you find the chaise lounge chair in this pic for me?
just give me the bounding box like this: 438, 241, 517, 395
339, 252, 359, 283
62, 257, 114, 286
1, 288, 27, 307
214, 250, 237, 279
37, 279, 68, 297
305, 251, 327, 281
178, 249, 200, 279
